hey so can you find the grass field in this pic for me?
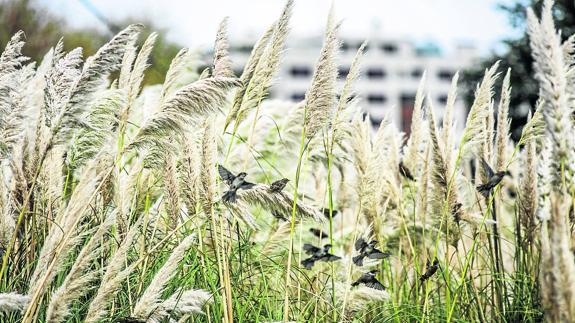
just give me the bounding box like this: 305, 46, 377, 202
0, 0, 574, 322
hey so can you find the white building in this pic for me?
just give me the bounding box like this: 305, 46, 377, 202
229, 33, 479, 135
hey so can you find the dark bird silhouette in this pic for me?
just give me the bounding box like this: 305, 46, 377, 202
451, 202, 463, 224
116, 317, 145, 323
420, 258, 440, 282
322, 208, 339, 219
352, 269, 386, 290
301, 243, 341, 269
352, 238, 390, 266
272, 211, 288, 222
301, 256, 317, 270
303, 243, 331, 256
476, 159, 511, 198
399, 161, 415, 181
309, 228, 329, 239
218, 164, 255, 203
269, 178, 289, 192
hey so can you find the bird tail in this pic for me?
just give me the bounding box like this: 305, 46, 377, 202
476, 184, 491, 197
222, 190, 237, 203
352, 255, 364, 266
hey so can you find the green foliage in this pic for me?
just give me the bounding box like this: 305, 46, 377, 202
462, 0, 575, 141
0, 0, 182, 86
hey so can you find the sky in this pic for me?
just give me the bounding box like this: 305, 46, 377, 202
40, 0, 520, 56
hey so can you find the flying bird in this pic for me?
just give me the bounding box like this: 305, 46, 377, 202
419, 258, 440, 282
302, 243, 328, 256
322, 208, 339, 219
451, 202, 463, 224
352, 270, 386, 291
309, 228, 329, 239
218, 164, 255, 203
352, 238, 390, 266
269, 178, 289, 193
476, 159, 511, 197
116, 317, 145, 323
272, 211, 288, 222
399, 161, 415, 181
301, 243, 341, 269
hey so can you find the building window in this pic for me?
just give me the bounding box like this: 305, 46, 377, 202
411, 68, 424, 79
341, 42, 350, 51
437, 69, 454, 81
438, 94, 448, 105
232, 45, 253, 54
381, 43, 398, 54
367, 94, 387, 104
289, 66, 311, 78
401, 93, 416, 135
361, 111, 369, 122
367, 67, 386, 79
338, 66, 350, 80
342, 41, 363, 51
290, 92, 306, 102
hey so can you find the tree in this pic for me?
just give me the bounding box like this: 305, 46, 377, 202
462, 0, 575, 141
0, 0, 182, 85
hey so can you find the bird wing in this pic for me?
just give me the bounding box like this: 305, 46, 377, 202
352, 275, 367, 286
303, 243, 321, 255
321, 253, 341, 262
352, 254, 365, 266
322, 208, 338, 219
355, 237, 366, 251
218, 164, 236, 185
399, 161, 414, 180
301, 257, 316, 269
366, 279, 386, 291
310, 228, 328, 239
272, 178, 289, 189
240, 181, 256, 190
367, 249, 390, 259
481, 158, 494, 178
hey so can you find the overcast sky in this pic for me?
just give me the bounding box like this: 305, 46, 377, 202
40, 0, 519, 55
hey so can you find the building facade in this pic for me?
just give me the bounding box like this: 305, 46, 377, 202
229, 34, 479, 135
